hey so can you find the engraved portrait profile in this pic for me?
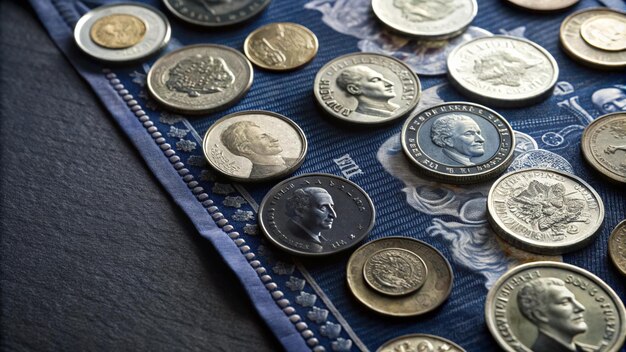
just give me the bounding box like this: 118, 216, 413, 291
393, 0, 459, 22
285, 187, 337, 252
472, 49, 542, 87
430, 113, 485, 166
336, 65, 399, 118
592, 87, 626, 113
166, 55, 235, 97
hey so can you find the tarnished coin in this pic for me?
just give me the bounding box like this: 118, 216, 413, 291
346, 237, 453, 316
560, 8, 626, 69
258, 174, 375, 256
244, 23, 318, 71
163, 0, 271, 27
377, 334, 466, 352
447, 36, 559, 107
313, 53, 421, 124
74, 3, 170, 62
202, 110, 306, 182
487, 169, 605, 255
147, 44, 253, 114
504, 0, 579, 12
485, 261, 626, 352
609, 220, 626, 276
401, 102, 516, 184
371, 0, 477, 40
581, 112, 626, 184
363, 248, 428, 296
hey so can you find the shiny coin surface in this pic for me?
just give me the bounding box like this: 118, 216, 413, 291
74, 3, 170, 62
202, 110, 307, 182
401, 102, 516, 184
447, 35, 559, 107
371, 0, 477, 40
560, 8, 626, 69
163, 0, 271, 27
313, 53, 421, 124
377, 334, 466, 352
487, 169, 604, 255
258, 174, 375, 256
581, 112, 626, 184
363, 248, 428, 296
485, 261, 626, 352
504, 0, 579, 12
147, 44, 253, 114
609, 220, 626, 276
244, 22, 318, 71
347, 237, 453, 316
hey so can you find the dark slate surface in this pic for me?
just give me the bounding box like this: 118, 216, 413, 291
0, 1, 280, 350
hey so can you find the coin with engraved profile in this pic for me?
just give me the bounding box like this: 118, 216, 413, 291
90, 14, 146, 49
313, 53, 421, 124
363, 247, 428, 296
504, 0, 579, 12
163, 0, 271, 27
487, 169, 605, 255
377, 334, 466, 352
581, 112, 626, 183
609, 220, 626, 276
485, 261, 626, 352
346, 237, 453, 317
447, 35, 559, 107
244, 23, 318, 71
202, 110, 307, 182
147, 44, 253, 115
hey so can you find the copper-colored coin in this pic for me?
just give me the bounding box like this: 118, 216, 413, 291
581, 112, 626, 183
609, 220, 626, 276
90, 14, 146, 49
244, 23, 318, 71
504, 0, 579, 12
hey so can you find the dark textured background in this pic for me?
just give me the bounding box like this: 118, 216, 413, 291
0, 1, 280, 350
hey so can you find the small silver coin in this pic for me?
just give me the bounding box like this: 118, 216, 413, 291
377, 333, 466, 352
487, 168, 604, 255
581, 112, 626, 184
162, 0, 271, 27
447, 35, 559, 107
313, 53, 421, 124
147, 44, 253, 114
401, 102, 516, 184
202, 110, 307, 182
485, 261, 626, 352
362, 247, 428, 296
258, 173, 375, 256
74, 3, 171, 62
371, 0, 477, 40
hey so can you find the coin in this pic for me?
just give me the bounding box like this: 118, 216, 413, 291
609, 220, 626, 276
202, 110, 307, 182
560, 8, 626, 69
346, 237, 453, 317
74, 3, 171, 62
147, 44, 253, 115
504, 0, 579, 12
163, 0, 271, 27
313, 53, 421, 124
401, 102, 516, 184
487, 169, 605, 255
581, 112, 626, 183
244, 23, 318, 71
258, 173, 375, 256
362, 248, 428, 296
371, 0, 477, 40
377, 334, 466, 352
485, 261, 626, 352
447, 36, 559, 107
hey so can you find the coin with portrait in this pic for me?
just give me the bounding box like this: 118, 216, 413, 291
90, 14, 146, 49
377, 333, 466, 352
162, 0, 271, 27
609, 220, 626, 276
581, 112, 626, 183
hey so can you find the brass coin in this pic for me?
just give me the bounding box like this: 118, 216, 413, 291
609, 220, 626, 276
244, 23, 318, 71
362, 248, 428, 296
377, 333, 466, 352
90, 14, 146, 49
580, 15, 626, 52
581, 112, 626, 183
504, 0, 579, 12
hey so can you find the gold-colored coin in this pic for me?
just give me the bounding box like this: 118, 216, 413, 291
90, 14, 147, 49
609, 220, 626, 276
581, 15, 626, 52
244, 22, 318, 71
581, 112, 626, 183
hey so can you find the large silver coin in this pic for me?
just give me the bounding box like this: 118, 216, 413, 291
162, 0, 271, 27
202, 111, 307, 182
147, 44, 253, 114
609, 220, 626, 276
371, 0, 477, 40
346, 237, 453, 317
487, 169, 604, 255
401, 102, 516, 184
485, 261, 626, 352
74, 3, 171, 62
258, 173, 375, 256
313, 53, 421, 124
581, 112, 626, 184
377, 334, 466, 352
447, 35, 559, 107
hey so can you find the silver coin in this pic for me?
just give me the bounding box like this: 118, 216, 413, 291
377, 333, 466, 352
258, 173, 375, 256
162, 0, 271, 27
485, 261, 626, 352
362, 247, 428, 296
371, 0, 477, 40
202, 110, 307, 182
447, 35, 559, 107
313, 53, 421, 124
487, 168, 604, 255
147, 44, 253, 114
401, 101, 516, 184
74, 3, 171, 62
